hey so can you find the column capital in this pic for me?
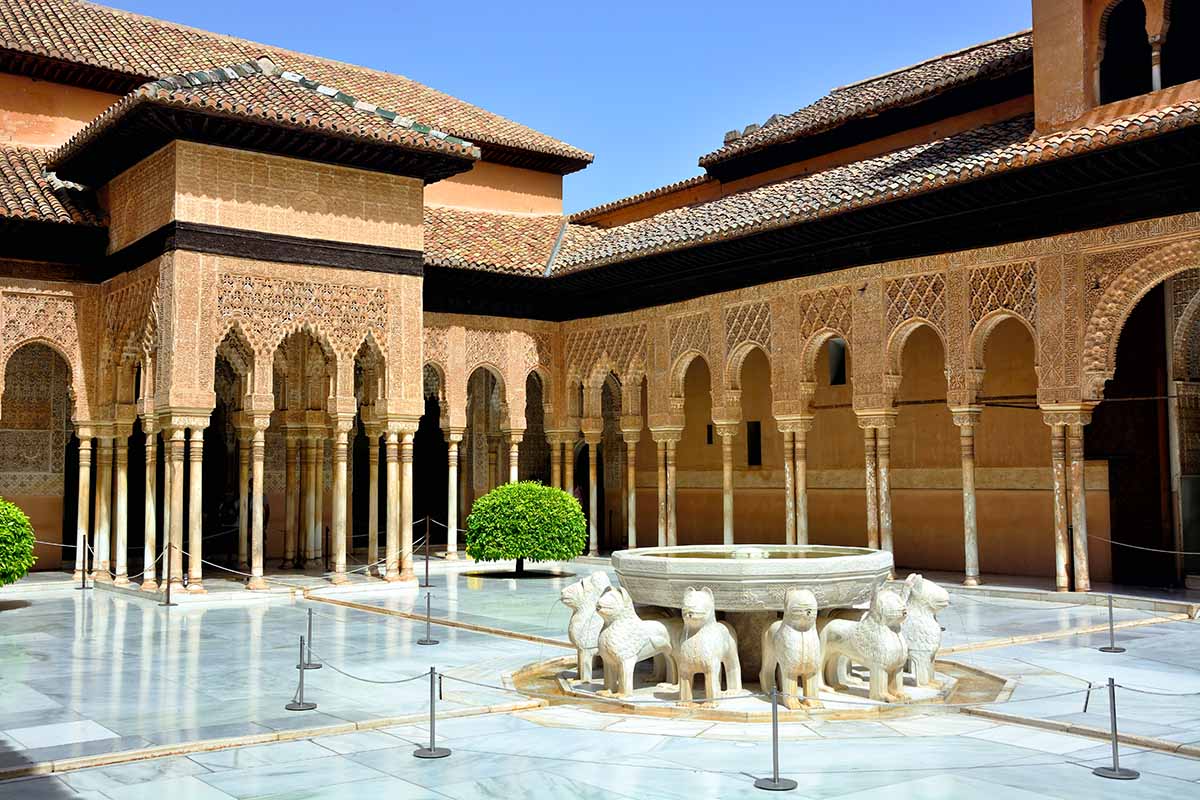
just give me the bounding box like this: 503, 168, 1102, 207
330, 413, 356, 436
619, 415, 643, 436
714, 422, 739, 439
775, 415, 814, 434
160, 411, 211, 432
545, 429, 579, 445
855, 410, 897, 430
580, 416, 603, 438
1040, 404, 1095, 428
949, 406, 984, 428
649, 426, 683, 444
385, 417, 420, 436
444, 427, 466, 445
621, 428, 641, 445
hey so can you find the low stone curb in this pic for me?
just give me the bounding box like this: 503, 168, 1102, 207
941, 613, 1190, 654
961, 707, 1200, 760
0, 698, 545, 782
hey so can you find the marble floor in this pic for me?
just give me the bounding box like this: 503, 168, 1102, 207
2, 562, 1199, 799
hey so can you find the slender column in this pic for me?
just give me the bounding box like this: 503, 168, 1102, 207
283, 434, 298, 568
795, 420, 811, 545
314, 436, 325, 564
666, 439, 678, 547
331, 421, 351, 584
187, 427, 205, 592
1068, 420, 1092, 592
487, 437, 498, 492
656, 439, 667, 547
113, 429, 130, 585
384, 431, 400, 581
400, 431, 415, 581
446, 432, 462, 559
623, 432, 638, 550
1048, 422, 1070, 591
93, 437, 112, 581
876, 424, 893, 555
1151, 40, 1163, 92
782, 429, 796, 546
585, 435, 601, 556
367, 430, 380, 573
167, 428, 185, 586
507, 433, 521, 483
550, 436, 562, 489
73, 435, 92, 581
717, 424, 737, 546
863, 427, 879, 549
248, 422, 268, 590
237, 431, 250, 570
564, 436, 576, 497
953, 410, 981, 585
140, 424, 157, 591
304, 436, 317, 565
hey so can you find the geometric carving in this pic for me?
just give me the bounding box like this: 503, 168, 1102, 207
565, 324, 647, 378
797, 286, 853, 341
885, 272, 945, 332
669, 312, 710, 362
724, 301, 771, 352
465, 328, 507, 372
969, 261, 1036, 327
423, 325, 448, 370
0, 343, 70, 496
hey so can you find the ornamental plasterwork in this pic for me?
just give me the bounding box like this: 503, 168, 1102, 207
969, 261, 1036, 328
0, 286, 94, 419
564, 323, 648, 383
669, 312, 710, 367
884, 272, 946, 334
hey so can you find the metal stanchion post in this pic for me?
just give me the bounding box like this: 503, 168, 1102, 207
421, 516, 432, 588
754, 687, 797, 792
417, 591, 438, 646
159, 542, 176, 607
413, 667, 451, 759
77, 534, 90, 591
303, 608, 322, 669
1098, 594, 1125, 653
286, 636, 317, 711
1092, 677, 1138, 780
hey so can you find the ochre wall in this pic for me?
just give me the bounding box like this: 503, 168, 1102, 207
0, 73, 117, 148
424, 161, 563, 215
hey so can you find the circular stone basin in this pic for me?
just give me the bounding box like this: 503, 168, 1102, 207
611, 544, 893, 611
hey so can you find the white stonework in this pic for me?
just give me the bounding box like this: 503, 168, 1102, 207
819, 587, 909, 702
901, 573, 950, 688
596, 586, 676, 698
760, 588, 823, 709
674, 587, 742, 706
561, 571, 612, 683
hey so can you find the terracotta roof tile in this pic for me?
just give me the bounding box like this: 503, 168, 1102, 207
0, 144, 103, 225
424, 205, 565, 275
558, 101, 1200, 272
568, 174, 714, 223
0, 0, 592, 167
700, 31, 1032, 168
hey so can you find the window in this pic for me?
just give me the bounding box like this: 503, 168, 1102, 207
828, 337, 847, 386
706, 424, 713, 445
746, 421, 762, 467
1161, 1, 1200, 89
1099, 0, 1153, 104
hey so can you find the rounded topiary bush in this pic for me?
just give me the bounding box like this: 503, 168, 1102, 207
466, 481, 586, 574
0, 497, 36, 587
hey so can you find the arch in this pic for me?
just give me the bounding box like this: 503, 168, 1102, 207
969, 308, 1038, 372
526, 364, 557, 425
669, 349, 710, 399
1172, 271, 1200, 381
1162, 0, 1200, 87
1083, 239, 1200, 398
885, 318, 948, 378
799, 327, 852, 384
0, 336, 83, 421
1098, 0, 1153, 104
725, 341, 771, 391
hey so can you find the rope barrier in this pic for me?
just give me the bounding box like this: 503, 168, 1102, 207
1088, 533, 1200, 557
1116, 684, 1200, 697
305, 649, 430, 685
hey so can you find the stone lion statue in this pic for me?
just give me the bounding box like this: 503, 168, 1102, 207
760, 587, 822, 709
901, 573, 949, 688
595, 586, 675, 698
675, 586, 742, 706
560, 571, 612, 683
818, 586, 909, 702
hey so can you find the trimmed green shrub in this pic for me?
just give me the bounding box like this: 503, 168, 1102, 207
466, 481, 586, 573
0, 497, 36, 587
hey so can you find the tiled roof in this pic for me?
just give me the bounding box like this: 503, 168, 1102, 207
0, 0, 592, 168
0, 144, 103, 225
569, 174, 714, 223
699, 31, 1032, 168
424, 206, 565, 275
557, 101, 1200, 272
51, 59, 480, 172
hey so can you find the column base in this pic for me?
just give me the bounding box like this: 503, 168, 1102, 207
589, 549, 599, 557
962, 576, 980, 587
330, 572, 349, 585
92, 571, 112, 583
72, 570, 83, 582
238, 562, 249, 572
1075, 582, 1091, 593
140, 580, 159, 593
246, 577, 269, 591
113, 575, 131, 587
279, 559, 293, 570
1056, 586, 1070, 592
186, 581, 206, 594
444, 550, 459, 561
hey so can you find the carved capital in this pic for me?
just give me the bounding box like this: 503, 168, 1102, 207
619, 415, 643, 436
1040, 404, 1095, 428
714, 422, 739, 439
855, 411, 897, 430
649, 426, 683, 444
580, 416, 604, 437
774, 414, 814, 434
949, 406, 983, 428
444, 427, 466, 445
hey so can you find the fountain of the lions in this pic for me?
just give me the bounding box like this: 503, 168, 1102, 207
517, 543, 1001, 720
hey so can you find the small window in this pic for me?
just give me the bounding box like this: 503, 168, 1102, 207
746, 421, 762, 466
828, 338, 847, 386
1099, 0, 1153, 104
706, 424, 713, 445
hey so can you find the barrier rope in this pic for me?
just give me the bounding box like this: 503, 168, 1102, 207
305, 648, 430, 685
1115, 684, 1200, 697
1088, 533, 1200, 557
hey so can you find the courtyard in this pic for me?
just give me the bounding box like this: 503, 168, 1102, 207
2, 560, 1199, 799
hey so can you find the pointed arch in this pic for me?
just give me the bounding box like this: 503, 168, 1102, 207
969, 308, 1038, 372
725, 341, 771, 391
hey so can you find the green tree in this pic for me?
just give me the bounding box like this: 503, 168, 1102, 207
466, 481, 586, 574
0, 497, 36, 587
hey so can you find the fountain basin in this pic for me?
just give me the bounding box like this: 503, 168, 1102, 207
611, 544, 893, 611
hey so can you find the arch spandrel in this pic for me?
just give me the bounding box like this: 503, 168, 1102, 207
0, 288, 96, 422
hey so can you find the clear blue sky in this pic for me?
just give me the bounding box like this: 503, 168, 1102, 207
109, 0, 1032, 213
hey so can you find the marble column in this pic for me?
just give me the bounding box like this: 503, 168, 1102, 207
795, 419, 812, 546
367, 429, 380, 573
331, 420, 351, 584
550, 436, 562, 489
585, 434, 601, 556
400, 431, 415, 581
508, 432, 521, 483
487, 438, 498, 492
1068, 420, 1091, 592
237, 431, 250, 571
384, 431, 400, 581
656, 439, 667, 547
74, 434, 92, 581
248, 423, 268, 590
666, 438, 678, 547
93, 437, 112, 582
623, 432, 638, 550
314, 436, 325, 566
863, 427, 879, 550
167, 428, 185, 587
876, 424, 893, 555
446, 432, 462, 559
1048, 421, 1070, 591
953, 409, 981, 586
283, 434, 298, 568
717, 424, 737, 546
782, 429, 796, 546
113, 428, 130, 585
140, 421, 157, 592
187, 427, 205, 592
564, 436, 576, 497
